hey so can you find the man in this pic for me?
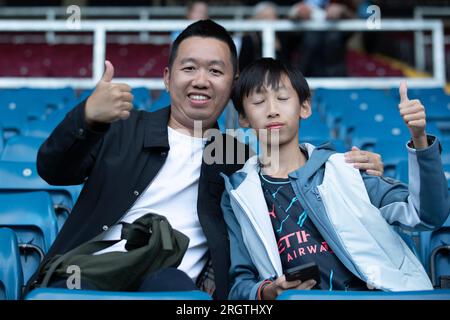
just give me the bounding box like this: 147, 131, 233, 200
288, 0, 359, 77
30, 19, 383, 299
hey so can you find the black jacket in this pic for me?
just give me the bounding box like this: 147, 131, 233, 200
32, 101, 249, 299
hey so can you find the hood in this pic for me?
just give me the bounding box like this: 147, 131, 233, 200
223, 142, 337, 191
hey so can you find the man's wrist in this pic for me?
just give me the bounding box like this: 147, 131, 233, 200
411, 133, 428, 150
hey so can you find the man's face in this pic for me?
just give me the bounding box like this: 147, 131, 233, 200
164, 36, 235, 131
240, 74, 311, 146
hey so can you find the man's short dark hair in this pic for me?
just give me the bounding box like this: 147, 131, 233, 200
168, 19, 238, 76
231, 57, 311, 115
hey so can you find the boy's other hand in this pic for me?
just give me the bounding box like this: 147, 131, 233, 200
85, 60, 134, 126
262, 275, 316, 300
345, 147, 384, 176
398, 81, 428, 149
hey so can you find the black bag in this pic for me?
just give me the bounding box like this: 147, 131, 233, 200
35, 213, 189, 291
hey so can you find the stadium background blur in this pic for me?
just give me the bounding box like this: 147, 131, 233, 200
0, 0, 450, 300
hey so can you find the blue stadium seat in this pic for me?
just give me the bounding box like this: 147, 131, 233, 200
349, 120, 411, 150
395, 159, 450, 284
439, 138, 450, 165
277, 289, 450, 300
0, 88, 75, 125
1, 136, 44, 162
363, 139, 410, 178
23, 120, 57, 139
23, 102, 77, 139
391, 87, 450, 122
0, 124, 4, 154
0, 191, 58, 284
419, 215, 450, 288
150, 90, 170, 111
131, 87, 152, 110
394, 157, 450, 287
0, 161, 82, 229
317, 89, 397, 136
0, 228, 23, 300
395, 227, 420, 258
300, 113, 332, 142
25, 288, 212, 300
0, 106, 28, 139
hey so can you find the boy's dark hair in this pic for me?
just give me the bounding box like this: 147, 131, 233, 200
168, 19, 238, 76
232, 57, 311, 115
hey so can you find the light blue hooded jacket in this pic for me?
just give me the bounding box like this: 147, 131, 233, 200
220, 136, 450, 300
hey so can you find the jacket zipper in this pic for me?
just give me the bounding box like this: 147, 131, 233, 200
295, 184, 364, 282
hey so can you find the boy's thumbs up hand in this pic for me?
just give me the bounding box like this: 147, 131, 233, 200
398, 81, 427, 145
85, 61, 134, 125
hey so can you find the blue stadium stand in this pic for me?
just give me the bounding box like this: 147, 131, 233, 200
0, 228, 23, 300
0, 106, 28, 139
0, 136, 44, 162
348, 121, 411, 150
13, 88, 76, 110
277, 289, 450, 300
396, 227, 421, 258
0, 191, 58, 284
395, 159, 450, 287
315, 88, 398, 138
364, 139, 411, 178
131, 87, 152, 111
300, 112, 332, 142
22, 119, 57, 139
419, 214, 450, 289
0, 161, 82, 229
25, 289, 212, 300
150, 90, 171, 111
439, 138, 450, 164
0, 123, 4, 154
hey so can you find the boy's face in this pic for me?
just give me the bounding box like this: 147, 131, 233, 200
239, 74, 311, 146
164, 36, 235, 130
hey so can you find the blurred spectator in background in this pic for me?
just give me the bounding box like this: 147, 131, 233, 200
186, 1, 209, 20
288, 0, 360, 77
171, 1, 209, 42
238, 2, 290, 72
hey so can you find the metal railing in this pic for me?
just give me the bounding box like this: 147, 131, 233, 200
414, 6, 450, 72
0, 6, 293, 20
0, 19, 445, 89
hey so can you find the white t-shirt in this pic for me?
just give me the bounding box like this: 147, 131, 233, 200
94, 126, 209, 282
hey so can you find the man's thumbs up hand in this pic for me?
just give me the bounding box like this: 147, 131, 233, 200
399, 81, 409, 104
85, 61, 133, 125
101, 60, 114, 83
398, 81, 428, 148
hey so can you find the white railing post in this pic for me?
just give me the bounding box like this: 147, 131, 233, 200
93, 26, 106, 85
139, 10, 150, 43
45, 9, 56, 44
0, 19, 446, 89
414, 8, 426, 71
432, 21, 446, 84
262, 25, 276, 58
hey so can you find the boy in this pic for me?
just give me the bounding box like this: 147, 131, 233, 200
221, 58, 450, 300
